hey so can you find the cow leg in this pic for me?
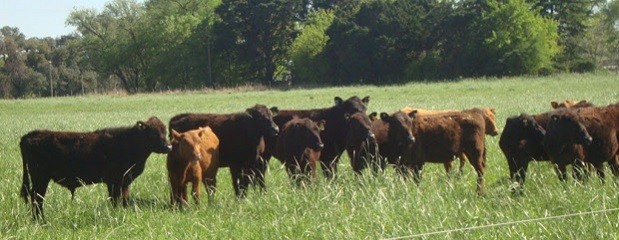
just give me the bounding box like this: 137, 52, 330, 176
459, 154, 467, 174
609, 155, 619, 180
516, 160, 530, 186
169, 182, 180, 207
554, 164, 568, 182
443, 161, 453, 175
106, 183, 122, 207
465, 149, 485, 195
572, 160, 588, 182
191, 179, 201, 205
121, 186, 130, 207
239, 167, 252, 196
411, 163, 423, 184
229, 166, 244, 198
203, 168, 218, 203
30, 177, 50, 220
594, 163, 606, 183
319, 151, 340, 179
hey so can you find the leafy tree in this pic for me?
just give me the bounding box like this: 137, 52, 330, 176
289, 9, 335, 84
67, 0, 150, 93
324, 0, 451, 84
527, 0, 604, 71
142, 0, 220, 89
456, 0, 560, 76
579, 0, 619, 71
213, 0, 302, 86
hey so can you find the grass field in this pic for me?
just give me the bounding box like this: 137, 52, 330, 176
1, 73, 618, 239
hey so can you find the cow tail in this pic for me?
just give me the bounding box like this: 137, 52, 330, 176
19, 136, 31, 204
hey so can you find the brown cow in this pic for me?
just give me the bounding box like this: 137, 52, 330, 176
168, 104, 279, 197
550, 100, 594, 109
499, 102, 595, 185
19, 117, 172, 219
265, 96, 370, 178
345, 112, 377, 174
349, 111, 415, 175
544, 104, 619, 182
404, 111, 487, 194
402, 107, 498, 173
167, 127, 220, 207
273, 117, 325, 185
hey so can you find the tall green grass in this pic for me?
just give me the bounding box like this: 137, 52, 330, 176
1, 73, 618, 239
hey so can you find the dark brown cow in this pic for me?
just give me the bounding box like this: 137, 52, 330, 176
544, 104, 619, 182
345, 112, 377, 174
499, 113, 547, 184
550, 100, 594, 109
349, 111, 415, 175
273, 117, 324, 185
499, 102, 594, 185
168, 104, 279, 197
19, 117, 172, 219
167, 127, 220, 207
404, 112, 487, 194
265, 96, 370, 178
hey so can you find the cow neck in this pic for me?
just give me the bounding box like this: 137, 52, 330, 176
237, 113, 263, 143
97, 126, 152, 160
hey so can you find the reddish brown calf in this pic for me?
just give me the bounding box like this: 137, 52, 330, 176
167, 127, 220, 206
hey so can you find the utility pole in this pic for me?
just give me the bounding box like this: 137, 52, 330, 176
48, 61, 53, 97
205, 34, 213, 88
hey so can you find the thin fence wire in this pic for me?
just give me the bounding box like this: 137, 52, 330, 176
382, 207, 619, 239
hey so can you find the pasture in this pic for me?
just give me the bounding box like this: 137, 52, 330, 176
1, 73, 618, 239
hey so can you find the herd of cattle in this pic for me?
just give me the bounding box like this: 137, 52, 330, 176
18, 96, 619, 219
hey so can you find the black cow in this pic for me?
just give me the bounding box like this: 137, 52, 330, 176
169, 104, 279, 197
20, 117, 172, 219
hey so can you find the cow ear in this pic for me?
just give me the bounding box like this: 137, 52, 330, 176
245, 108, 255, 118
380, 112, 390, 122
362, 96, 370, 105
136, 121, 147, 130
369, 112, 378, 121
198, 128, 207, 138
317, 120, 326, 131
334, 97, 343, 106
171, 129, 181, 139
270, 106, 279, 115
408, 110, 419, 119
551, 101, 559, 109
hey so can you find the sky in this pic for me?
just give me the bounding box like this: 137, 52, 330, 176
0, 0, 114, 38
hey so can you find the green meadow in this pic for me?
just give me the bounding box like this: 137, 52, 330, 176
1, 73, 618, 239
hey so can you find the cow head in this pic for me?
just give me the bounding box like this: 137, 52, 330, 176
247, 104, 279, 138
345, 112, 376, 147
479, 108, 499, 136
381, 111, 415, 146
137, 116, 172, 154
544, 111, 593, 155
286, 118, 325, 151
333, 96, 370, 115
170, 128, 211, 163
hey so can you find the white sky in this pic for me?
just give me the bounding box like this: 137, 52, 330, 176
0, 0, 117, 38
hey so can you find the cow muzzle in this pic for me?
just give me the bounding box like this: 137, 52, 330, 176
270, 126, 280, 137
406, 135, 415, 144
314, 142, 325, 151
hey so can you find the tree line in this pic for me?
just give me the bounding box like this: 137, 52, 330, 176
1, 0, 618, 98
